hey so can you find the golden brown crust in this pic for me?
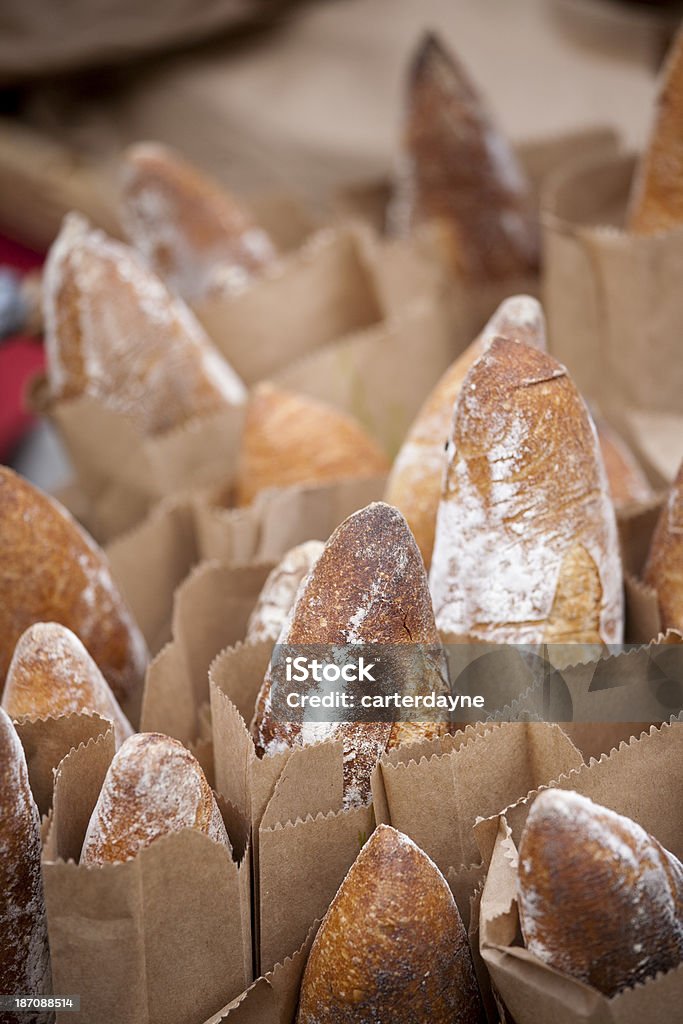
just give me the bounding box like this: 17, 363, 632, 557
43, 213, 246, 435
121, 142, 277, 301
297, 824, 483, 1023
628, 28, 683, 235
386, 295, 546, 566
518, 789, 683, 996
3, 622, 134, 748
245, 541, 325, 644
0, 707, 52, 1004
429, 339, 623, 643
390, 32, 539, 281
234, 383, 390, 507
251, 503, 448, 806
80, 732, 230, 865
596, 419, 653, 507
0, 467, 148, 716
643, 460, 683, 630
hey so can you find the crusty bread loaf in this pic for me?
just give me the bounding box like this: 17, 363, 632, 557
429, 339, 623, 643
234, 383, 390, 507
0, 467, 148, 716
386, 295, 546, 566
3, 622, 134, 747
518, 788, 683, 996
80, 732, 229, 865
643, 460, 683, 631
0, 707, 52, 1010
389, 31, 539, 281
43, 212, 246, 435
246, 541, 324, 644
595, 418, 653, 507
121, 142, 276, 301
251, 502, 449, 807
297, 824, 483, 1023
628, 27, 683, 235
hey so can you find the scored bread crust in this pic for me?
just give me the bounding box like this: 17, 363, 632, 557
121, 142, 276, 301
595, 419, 653, 507
429, 339, 623, 644
628, 27, 683, 235
246, 541, 325, 644
0, 467, 148, 714
389, 31, 539, 281
0, 708, 52, 1006
643, 460, 683, 631
3, 622, 134, 748
43, 212, 246, 435
250, 503, 449, 807
518, 789, 683, 997
234, 383, 390, 507
80, 732, 230, 866
296, 824, 483, 1023
385, 295, 546, 566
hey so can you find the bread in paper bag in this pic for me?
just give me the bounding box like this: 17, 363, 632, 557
643, 459, 683, 632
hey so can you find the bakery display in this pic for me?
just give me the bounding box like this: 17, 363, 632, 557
245, 541, 324, 644
80, 732, 230, 865
0, 707, 52, 1009
43, 212, 246, 435
389, 31, 539, 281
429, 339, 623, 643
595, 418, 654, 507
628, 27, 683, 235
3, 622, 134, 747
0, 467, 148, 715
518, 788, 683, 996
121, 142, 277, 301
296, 824, 483, 1023
643, 460, 683, 631
385, 294, 546, 566
234, 383, 390, 507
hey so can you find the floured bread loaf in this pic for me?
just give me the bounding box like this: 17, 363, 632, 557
121, 142, 276, 301
80, 732, 230, 865
246, 541, 324, 644
628, 27, 683, 235
518, 788, 683, 996
429, 339, 623, 643
43, 212, 246, 435
234, 383, 389, 507
595, 419, 653, 507
3, 622, 133, 747
0, 467, 148, 716
389, 31, 539, 281
0, 707, 52, 1012
251, 502, 449, 807
297, 825, 483, 1023
385, 295, 546, 566
643, 460, 683, 631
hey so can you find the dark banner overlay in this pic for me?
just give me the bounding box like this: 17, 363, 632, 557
267, 642, 683, 727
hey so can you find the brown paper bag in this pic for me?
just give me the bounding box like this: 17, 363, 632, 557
476, 719, 683, 1024
43, 730, 252, 1024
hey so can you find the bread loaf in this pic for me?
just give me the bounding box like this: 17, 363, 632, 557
80, 732, 229, 865
121, 142, 276, 301
429, 339, 623, 643
297, 824, 483, 1023
596, 418, 653, 507
518, 788, 683, 996
234, 383, 389, 507
643, 460, 683, 631
0, 707, 52, 1013
0, 467, 148, 716
385, 295, 546, 566
3, 622, 134, 747
245, 541, 324, 644
389, 31, 539, 281
43, 212, 246, 435
251, 502, 449, 807
628, 27, 683, 235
